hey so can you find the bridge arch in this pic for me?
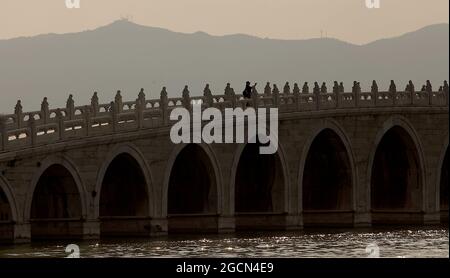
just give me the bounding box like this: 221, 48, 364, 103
162, 143, 223, 232
230, 136, 290, 217
162, 143, 223, 215
0, 175, 19, 223
24, 155, 87, 239
95, 143, 154, 236
368, 116, 426, 214
94, 143, 154, 219
298, 119, 356, 225
24, 155, 87, 222
437, 134, 449, 222
0, 175, 18, 242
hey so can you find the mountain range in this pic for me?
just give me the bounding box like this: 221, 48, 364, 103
0, 20, 448, 112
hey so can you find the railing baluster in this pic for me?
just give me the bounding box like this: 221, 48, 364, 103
0, 81, 447, 153
0, 116, 6, 151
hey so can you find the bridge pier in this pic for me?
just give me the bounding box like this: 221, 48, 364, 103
423, 212, 441, 225
353, 212, 372, 228
303, 211, 354, 227
440, 211, 448, 224
218, 216, 235, 233
285, 215, 303, 230
13, 223, 31, 243
82, 219, 100, 239
167, 215, 232, 234
235, 214, 302, 231
150, 218, 168, 236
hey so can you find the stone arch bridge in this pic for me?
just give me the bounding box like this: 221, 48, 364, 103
0, 82, 448, 242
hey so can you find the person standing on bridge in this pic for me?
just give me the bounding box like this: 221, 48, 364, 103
243, 81, 257, 99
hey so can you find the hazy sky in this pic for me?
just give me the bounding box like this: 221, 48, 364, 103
0, 0, 448, 44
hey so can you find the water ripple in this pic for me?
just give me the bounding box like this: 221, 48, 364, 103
0, 227, 448, 258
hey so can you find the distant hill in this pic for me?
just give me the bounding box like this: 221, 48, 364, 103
0, 20, 448, 112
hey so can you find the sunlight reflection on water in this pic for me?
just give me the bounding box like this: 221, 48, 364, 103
0, 227, 448, 258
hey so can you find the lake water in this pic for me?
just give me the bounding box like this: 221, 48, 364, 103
0, 226, 448, 258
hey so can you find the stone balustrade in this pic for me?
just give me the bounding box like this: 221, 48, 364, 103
0, 81, 448, 152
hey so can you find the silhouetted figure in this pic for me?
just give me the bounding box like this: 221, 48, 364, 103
302, 82, 309, 93
91, 92, 99, 105
91, 92, 99, 114
339, 82, 344, 93
293, 83, 300, 95
321, 82, 327, 93
67, 94, 74, 109
115, 90, 122, 102
333, 81, 339, 94
224, 83, 232, 97
41, 97, 49, 113
243, 81, 256, 99
14, 100, 22, 115
389, 80, 397, 93
371, 80, 378, 93
160, 87, 168, 99
406, 80, 415, 93
114, 90, 123, 112
283, 82, 291, 95
444, 80, 449, 94
313, 82, 320, 94
182, 85, 190, 98
421, 85, 427, 92
272, 84, 279, 95
203, 84, 212, 97
352, 81, 361, 94
439, 86, 443, 92
409, 80, 415, 92
264, 82, 272, 95
426, 80, 432, 93
203, 84, 213, 106
66, 94, 75, 118
181, 86, 190, 107
138, 88, 146, 104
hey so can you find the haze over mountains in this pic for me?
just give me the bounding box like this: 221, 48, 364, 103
0, 20, 448, 112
